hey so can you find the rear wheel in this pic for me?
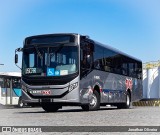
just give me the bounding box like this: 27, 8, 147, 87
41, 103, 61, 112
81, 90, 100, 111
117, 91, 131, 109
18, 97, 24, 108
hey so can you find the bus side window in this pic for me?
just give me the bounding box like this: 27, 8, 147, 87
94, 45, 103, 70
122, 63, 127, 76
129, 63, 134, 77
81, 49, 87, 68
81, 42, 94, 69
137, 62, 142, 79
3, 78, 10, 88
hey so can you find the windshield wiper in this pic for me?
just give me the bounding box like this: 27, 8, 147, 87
33, 44, 43, 60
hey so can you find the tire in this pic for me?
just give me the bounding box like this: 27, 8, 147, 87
117, 91, 131, 109
18, 97, 24, 108
41, 103, 61, 112
81, 90, 100, 111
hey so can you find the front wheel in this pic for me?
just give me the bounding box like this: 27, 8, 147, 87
81, 90, 100, 111
41, 103, 61, 112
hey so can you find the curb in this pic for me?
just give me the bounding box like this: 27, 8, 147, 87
132, 100, 160, 106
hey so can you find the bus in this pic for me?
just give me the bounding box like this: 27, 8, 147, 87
15, 33, 142, 112
0, 72, 23, 107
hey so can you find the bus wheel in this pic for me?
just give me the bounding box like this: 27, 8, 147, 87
81, 90, 100, 111
18, 97, 24, 108
117, 91, 131, 109
41, 103, 61, 112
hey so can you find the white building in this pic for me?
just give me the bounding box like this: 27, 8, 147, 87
143, 61, 160, 99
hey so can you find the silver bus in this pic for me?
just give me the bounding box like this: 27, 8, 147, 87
15, 33, 142, 112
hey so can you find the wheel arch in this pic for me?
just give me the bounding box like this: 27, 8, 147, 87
93, 85, 101, 95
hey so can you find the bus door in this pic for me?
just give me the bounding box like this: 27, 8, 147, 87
12, 78, 21, 105
3, 77, 12, 105
0, 77, 10, 105
80, 42, 94, 103
0, 77, 5, 105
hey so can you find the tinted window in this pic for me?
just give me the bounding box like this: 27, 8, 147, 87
103, 48, 122, 74
94, 45, 104, 70
121, 56, 129, 76
121, 56, 142, 78
4, 78, 10, 88
81, 43, 94, 69
129, 63, 134, 77
26, 35, 75, 45
12, 78, 21, 89
82, 42, 142, 79
121, 63, 128, 76
111, 54, 122, 74
136, 62, 142, 79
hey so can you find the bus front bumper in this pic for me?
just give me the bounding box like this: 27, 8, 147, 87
21, 88, 82, 105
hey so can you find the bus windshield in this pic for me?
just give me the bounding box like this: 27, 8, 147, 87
22, 45, 78, 77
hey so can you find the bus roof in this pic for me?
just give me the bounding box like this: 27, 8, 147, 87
24, 33, 142, 62
0, 72, 21, 77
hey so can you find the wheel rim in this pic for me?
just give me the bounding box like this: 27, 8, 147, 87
126, 94, 130, 106
90, 94, 97, 107
19, 102, 23, 107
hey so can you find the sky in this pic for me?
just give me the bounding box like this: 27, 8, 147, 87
0, 0, 160, 72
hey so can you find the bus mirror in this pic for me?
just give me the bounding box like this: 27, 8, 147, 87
17, 47, 23, 52
15, 54, 18, 64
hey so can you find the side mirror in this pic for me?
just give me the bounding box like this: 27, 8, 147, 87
15, 47, 22, 70
17, 47, 23, 52
15, 54, 18, 64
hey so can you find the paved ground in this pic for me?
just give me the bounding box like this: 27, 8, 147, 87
0, 105, 160, 134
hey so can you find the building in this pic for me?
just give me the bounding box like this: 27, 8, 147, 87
143, 61, 160, 99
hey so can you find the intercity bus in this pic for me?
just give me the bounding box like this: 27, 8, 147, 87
0, 72, 23, 107
15, 33, 142, 112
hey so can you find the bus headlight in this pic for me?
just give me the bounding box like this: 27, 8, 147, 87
69, 82, 78, 92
